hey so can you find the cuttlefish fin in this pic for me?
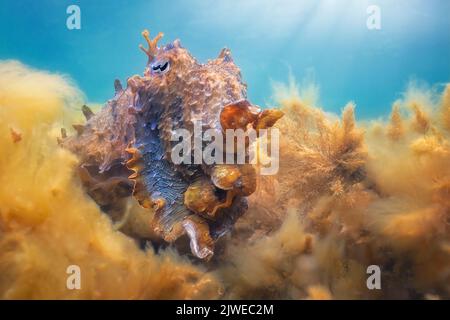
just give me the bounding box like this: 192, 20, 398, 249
125, 146, 153, 209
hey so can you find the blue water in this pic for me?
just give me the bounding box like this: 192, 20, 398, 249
1, 0, 449, 119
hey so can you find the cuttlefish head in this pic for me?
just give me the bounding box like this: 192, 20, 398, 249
130, 30, 245, 111
127, 29, 197, 98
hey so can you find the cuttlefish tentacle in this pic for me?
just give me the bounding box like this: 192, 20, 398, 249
186, 164, 256, 216
158, 215, 214, 260
208, 164, 241, 214
183, 164, 256, 219
210, 164, 257, 195
184, 165, 241, 218
210, 164, 241, 190
220, 100, 284, 133
210, 190, 236, 217
220, 100, 259, 131
182, 215, 214, 260
184, 178, 220, 219
208, 164, 257, 215
254, 109, 284, 130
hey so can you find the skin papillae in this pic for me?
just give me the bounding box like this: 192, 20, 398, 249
61, 29, 283, 260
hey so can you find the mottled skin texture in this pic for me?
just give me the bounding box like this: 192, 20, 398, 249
62, 30, 282, 259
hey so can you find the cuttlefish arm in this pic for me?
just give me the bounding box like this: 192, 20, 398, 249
220, 100, 284, 131
188, 100, 283, 214
182, 215, 215, 260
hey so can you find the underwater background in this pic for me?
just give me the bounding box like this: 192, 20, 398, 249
0, 0, 450, 299
1, 0, 449, 118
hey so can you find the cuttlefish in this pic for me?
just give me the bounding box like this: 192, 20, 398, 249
61, 29, 283, 259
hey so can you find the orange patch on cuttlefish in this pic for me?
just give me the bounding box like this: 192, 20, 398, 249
220, 100, 284, 131
220, 100, 260, 130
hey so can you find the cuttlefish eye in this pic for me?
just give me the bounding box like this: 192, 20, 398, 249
151, 59, 170, 75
